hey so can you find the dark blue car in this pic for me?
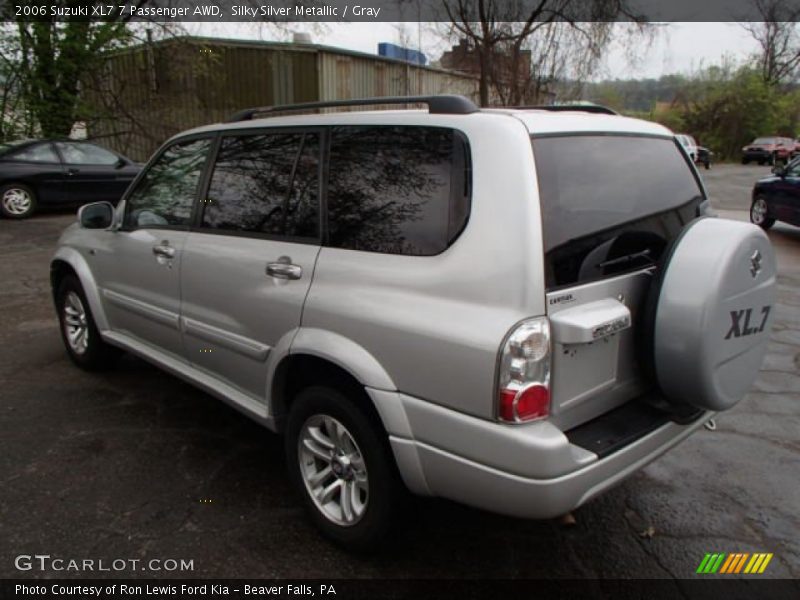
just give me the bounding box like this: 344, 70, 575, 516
751, 158, 800, 229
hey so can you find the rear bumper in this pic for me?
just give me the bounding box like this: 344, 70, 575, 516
392, 413, 709, 519
370, 389, 711, 519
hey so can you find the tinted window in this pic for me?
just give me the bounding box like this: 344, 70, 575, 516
202, 132, 319, 239
11, 143, 59, 163
327, 126, 469, 255
56, 142, 119, 165
124, 138, 211, 229
532, 135, 703, 288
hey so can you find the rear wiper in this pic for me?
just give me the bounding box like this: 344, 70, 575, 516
596, 249, 653, 270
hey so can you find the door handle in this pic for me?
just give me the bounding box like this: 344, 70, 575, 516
67, 168, 79, 176
266, 257, 302, 280
152, 243, 176, 259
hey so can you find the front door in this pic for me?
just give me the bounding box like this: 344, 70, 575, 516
56, 141, 132, 205
180, 130, 322, 401
91, 137, 213, 358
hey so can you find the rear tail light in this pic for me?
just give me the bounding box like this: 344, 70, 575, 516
496, 318, 551, 423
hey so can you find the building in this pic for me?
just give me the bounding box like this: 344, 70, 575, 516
440, 38, 532, 98
85, 36, 479, 161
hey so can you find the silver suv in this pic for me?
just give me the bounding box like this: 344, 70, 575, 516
51, 96, 776, 549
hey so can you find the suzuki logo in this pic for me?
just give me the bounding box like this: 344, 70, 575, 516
750, 250, 762, 278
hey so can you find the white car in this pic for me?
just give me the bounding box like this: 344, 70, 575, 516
676, 133, 699, 161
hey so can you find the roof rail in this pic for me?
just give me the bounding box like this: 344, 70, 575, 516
226, 95, 480, 122
518, 104, 618, 115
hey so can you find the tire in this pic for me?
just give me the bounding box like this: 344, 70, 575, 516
704, 160, 710, 170
758, 159, 765, 165
643, 218, 776, 412
0, 183, 37, 219
56, 274, 121, 370
742, 158, 749, 165
285, 385, 402, 551
750, 196, 775, 230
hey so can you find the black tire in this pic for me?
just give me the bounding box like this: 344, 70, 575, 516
0, 183, 37, 219
749, 197, 775, 230
704, 160, 710, 170
758, 159, 765, 165
742, 158, 749, 165
285, 385, 402, 551
56, 274, 121, 370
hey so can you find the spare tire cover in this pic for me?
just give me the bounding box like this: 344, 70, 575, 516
652, 218, 776, 411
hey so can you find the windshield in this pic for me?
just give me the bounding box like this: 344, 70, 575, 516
753, 138, 775, 145
532, 134, 704, 289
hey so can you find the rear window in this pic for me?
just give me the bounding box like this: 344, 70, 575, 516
532, 134, 704, 289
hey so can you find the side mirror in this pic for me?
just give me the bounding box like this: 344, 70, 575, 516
78, 201, 115, 229
115, 157, 127, 169
771, 164, 786, 177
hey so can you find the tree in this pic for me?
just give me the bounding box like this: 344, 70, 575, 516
438, 0, 648, 106
0, 2, 183, 140
740, 0, 800, 86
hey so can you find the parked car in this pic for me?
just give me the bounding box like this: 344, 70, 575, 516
741, 136, 794, 165
0, 139, 140, 219
50, 96, 776, 550
676, 133, 699, 160
676, 134, 711, 169
695, 146, 712, 170
750, 157, 800, 229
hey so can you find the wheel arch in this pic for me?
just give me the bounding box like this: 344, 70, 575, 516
50, 247, 109, 331
268, 328, 397, 433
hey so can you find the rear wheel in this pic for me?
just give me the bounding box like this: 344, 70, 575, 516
750, 197, 775, 230
285, 385, 401, 551
56, 275, 121, 370
0, 183, 37, 219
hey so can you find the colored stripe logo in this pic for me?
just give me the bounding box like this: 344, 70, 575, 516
696, 552, 773, 574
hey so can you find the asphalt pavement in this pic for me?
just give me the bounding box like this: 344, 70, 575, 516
0, 164, 798, 585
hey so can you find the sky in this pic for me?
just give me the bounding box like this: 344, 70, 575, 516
187, 22, 762, 81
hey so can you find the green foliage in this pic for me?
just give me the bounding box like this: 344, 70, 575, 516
678, 67, 795, 160
597, 65, 800, 161
0, 11, 136, 140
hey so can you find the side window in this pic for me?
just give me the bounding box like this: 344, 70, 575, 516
327, 126, 470, 255
787, 159, 800, 177
202, 132, 320, 239
56, 142, 119, 165
123, 138, 211, 229
11, 143, 59, 163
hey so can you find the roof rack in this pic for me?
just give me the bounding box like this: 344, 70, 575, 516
518, 104, 618, 115
226, 95, 480, 122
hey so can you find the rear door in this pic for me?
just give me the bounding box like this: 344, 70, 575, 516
89, 137, 213, 358
531, 134, 705, 429
179, 129, 322, 401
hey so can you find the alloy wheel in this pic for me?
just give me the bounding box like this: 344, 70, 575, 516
751, 198, 768, 225
298, 414, 369, 526
63, 291, 89, 355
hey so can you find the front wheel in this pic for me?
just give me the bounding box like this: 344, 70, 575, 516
285, 385, 402, 551
0, 183, 37, 219
750, 196, 775, 230
56, 275, 121, 370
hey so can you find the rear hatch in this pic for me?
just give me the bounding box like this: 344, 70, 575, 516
530, 133, 707, 430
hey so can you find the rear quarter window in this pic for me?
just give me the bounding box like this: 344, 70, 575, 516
326, 125, 470, 256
